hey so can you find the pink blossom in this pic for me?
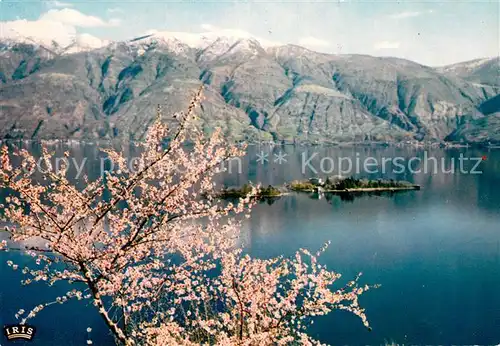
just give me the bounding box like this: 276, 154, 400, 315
0, 87, 375, 345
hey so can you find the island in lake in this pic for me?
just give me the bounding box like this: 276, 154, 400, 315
214, 176, 420, 199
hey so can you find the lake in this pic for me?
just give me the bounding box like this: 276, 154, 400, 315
2, 144, 500, 345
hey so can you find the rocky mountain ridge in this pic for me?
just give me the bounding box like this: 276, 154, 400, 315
0, 33, 498, 143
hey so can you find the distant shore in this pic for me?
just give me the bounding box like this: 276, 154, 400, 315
0, 138, 498, 150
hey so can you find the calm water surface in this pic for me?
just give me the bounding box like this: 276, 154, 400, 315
1, 145, 500, 345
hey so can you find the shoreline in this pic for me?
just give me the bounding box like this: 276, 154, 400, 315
0, 138, 498, 150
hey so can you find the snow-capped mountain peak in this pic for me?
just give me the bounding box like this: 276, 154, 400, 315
198, 36, 265, 60
126, 34, 193, 57
127, 29, 270, 61
0, 27, 109, 55
143, 28, 277, 50
437, 57, 499, 73
63, 34, 111, 54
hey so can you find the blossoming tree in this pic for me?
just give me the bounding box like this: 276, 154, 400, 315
0, 87, 375, 345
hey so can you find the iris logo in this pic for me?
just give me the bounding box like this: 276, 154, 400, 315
3, 324, 36, 341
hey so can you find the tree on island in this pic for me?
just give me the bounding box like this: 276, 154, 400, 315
0, 87, 375, 345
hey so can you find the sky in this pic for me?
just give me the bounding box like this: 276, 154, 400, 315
0, 0, 498, 66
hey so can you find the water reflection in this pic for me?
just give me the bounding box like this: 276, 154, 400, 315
1, 143, 500, 344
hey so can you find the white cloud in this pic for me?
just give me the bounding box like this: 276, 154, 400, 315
389, 10, 434, 20
47, 1, 74, 8
373, 41, 401, 50
0, 19, 76, 47
298, 36, 330, 48
72, 33, 109, 50
108, 18, 122, 26
389, 11, 422, 19
40, 9, 120, 27
0, 19, 108, 51
200, 24, 218, 31
107, 7, 124, 14
0, 9, 112, 50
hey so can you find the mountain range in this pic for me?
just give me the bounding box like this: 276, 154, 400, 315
0, 32, 498, 144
